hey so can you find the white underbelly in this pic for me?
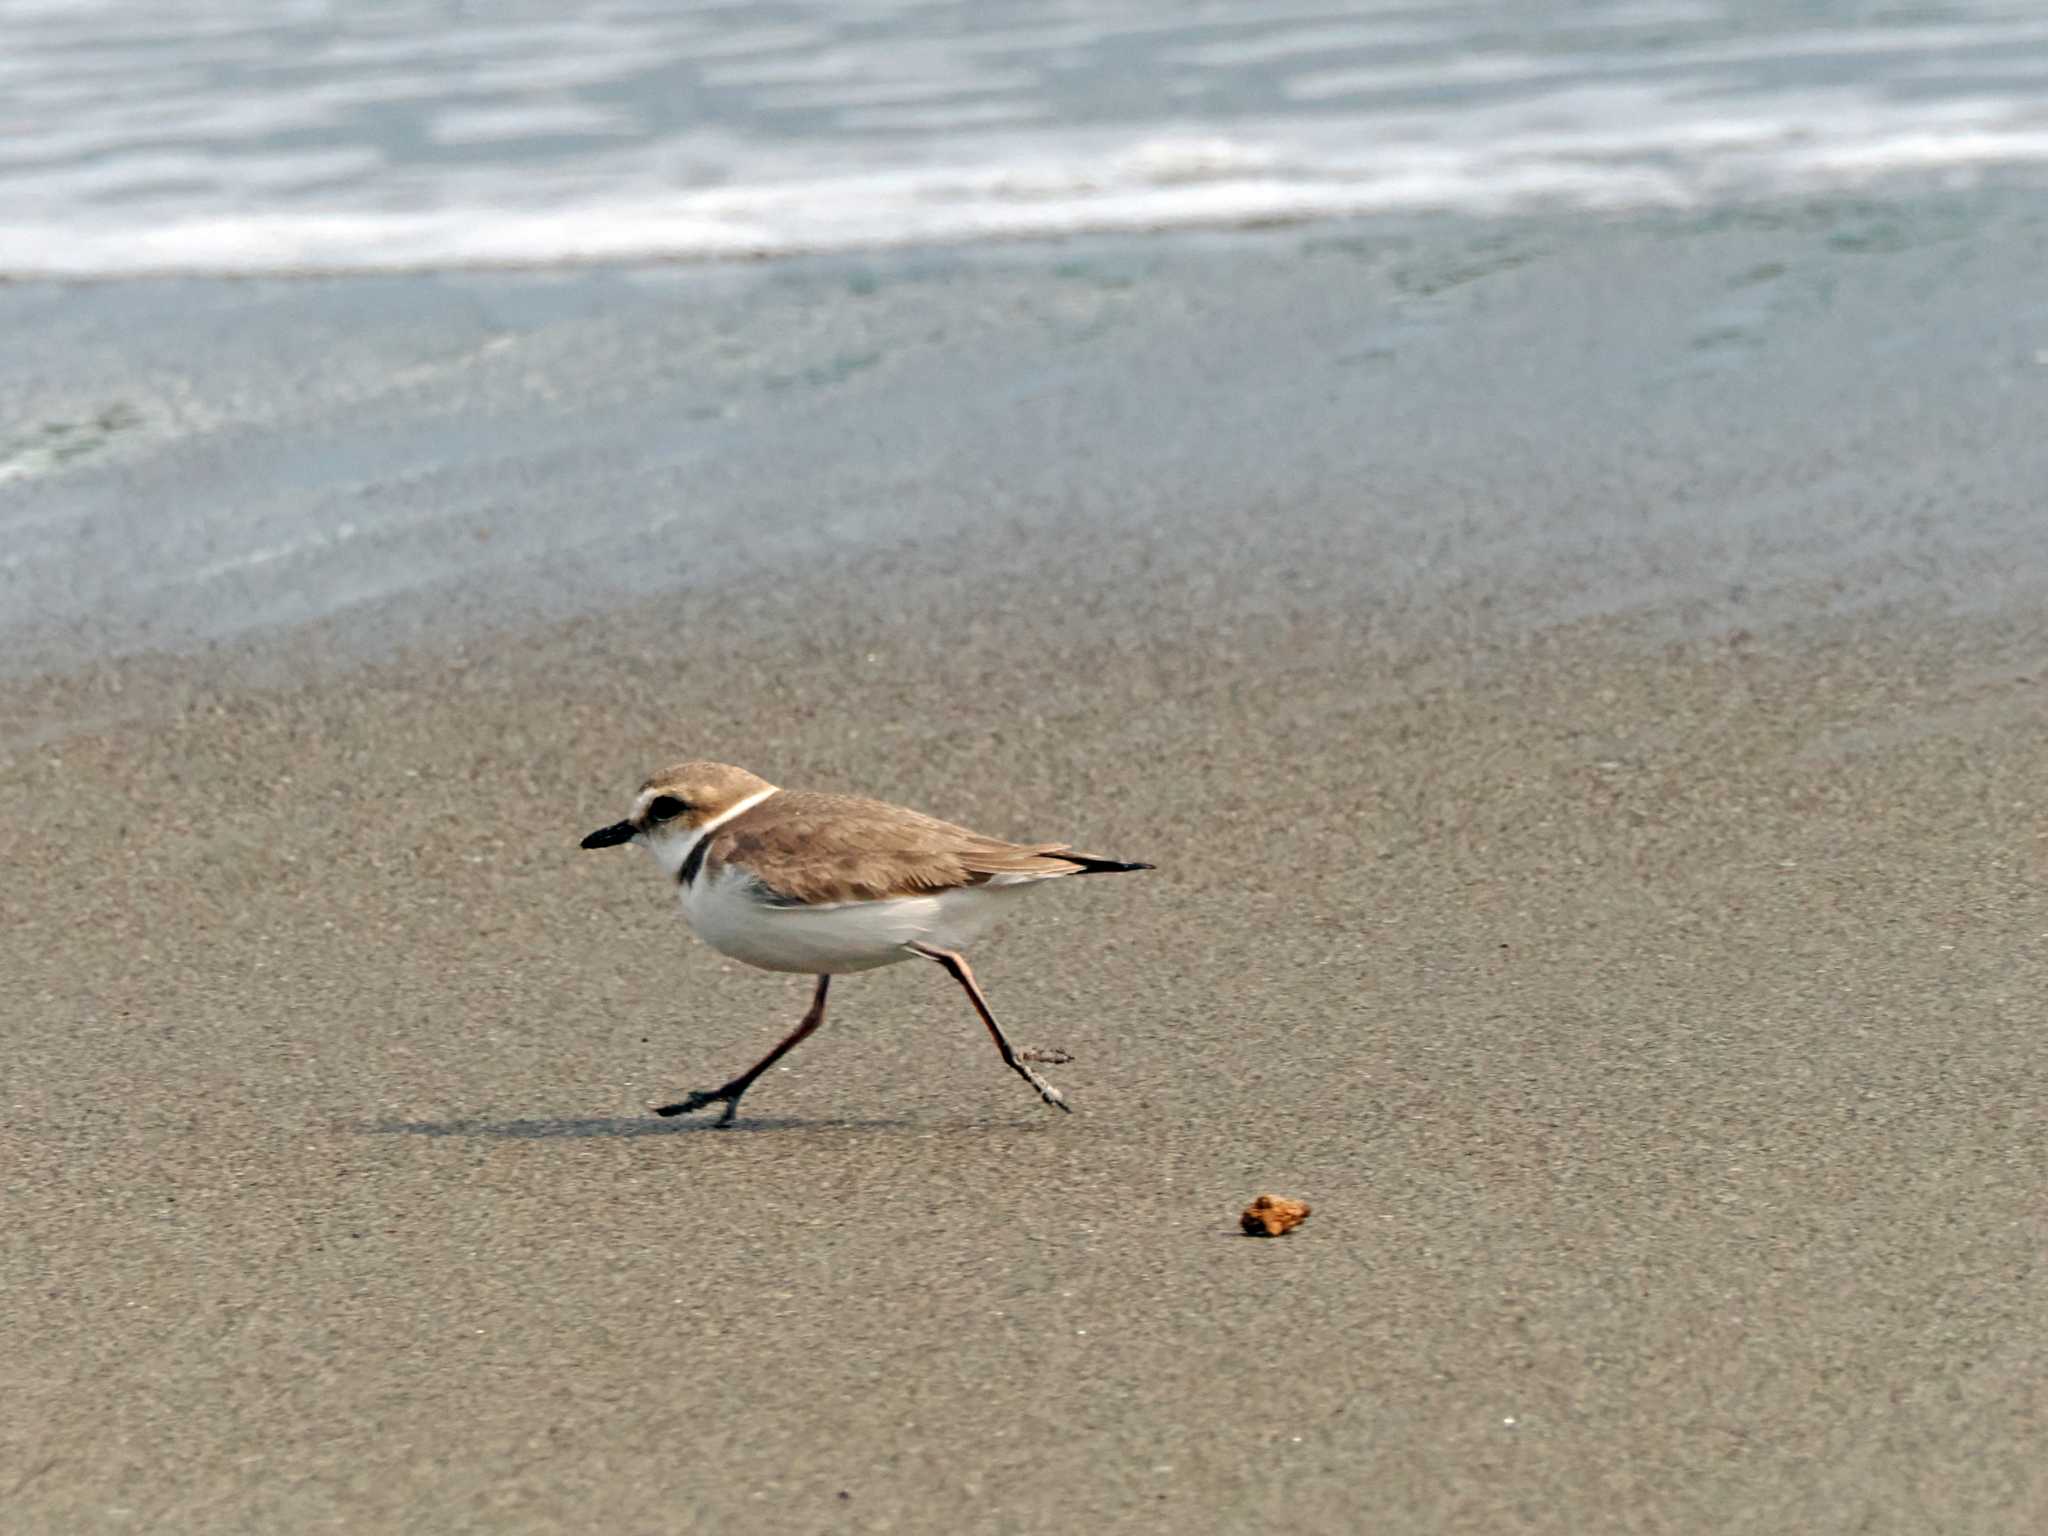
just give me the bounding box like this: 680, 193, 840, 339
678, 870, 1037, 974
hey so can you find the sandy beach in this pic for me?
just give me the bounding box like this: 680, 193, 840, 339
5, 194, 2047, 1532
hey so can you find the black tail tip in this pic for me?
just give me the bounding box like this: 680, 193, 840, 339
1067, 855, 1155, 875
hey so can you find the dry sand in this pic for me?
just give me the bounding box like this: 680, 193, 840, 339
4, 199, 2046, 1532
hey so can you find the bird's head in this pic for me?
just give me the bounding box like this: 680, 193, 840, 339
580, 760, 779, 879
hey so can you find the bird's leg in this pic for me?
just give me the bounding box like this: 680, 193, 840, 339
908, 943, 1070, 1113
656, 974, 830, 1127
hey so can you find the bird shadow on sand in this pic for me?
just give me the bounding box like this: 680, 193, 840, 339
363, 1114, 914, 1140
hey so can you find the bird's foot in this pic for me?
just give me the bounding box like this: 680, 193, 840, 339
1016, 1063, 1071, 1113
1016, 1047, 1073, 1109
654, 1085, 746, 1127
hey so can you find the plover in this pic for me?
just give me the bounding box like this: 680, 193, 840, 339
580, 761, 1152, 1124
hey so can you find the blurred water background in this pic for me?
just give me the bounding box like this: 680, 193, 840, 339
5, 0, 2046, 275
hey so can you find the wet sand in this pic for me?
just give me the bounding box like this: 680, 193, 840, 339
4, 197, 2047, 1531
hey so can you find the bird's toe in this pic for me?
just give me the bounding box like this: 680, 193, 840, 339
654, 1088, 728, 1118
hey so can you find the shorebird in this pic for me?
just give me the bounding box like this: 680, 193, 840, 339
580, 761, 1151, 1124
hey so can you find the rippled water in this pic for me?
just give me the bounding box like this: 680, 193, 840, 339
4, 0, 2047, 274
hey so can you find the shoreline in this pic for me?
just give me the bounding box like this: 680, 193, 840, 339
5, 187, 2044, 700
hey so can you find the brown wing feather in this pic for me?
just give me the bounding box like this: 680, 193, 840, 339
704, 791, 1080, 905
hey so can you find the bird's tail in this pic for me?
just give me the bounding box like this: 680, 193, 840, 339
1054, 851, 1155, 876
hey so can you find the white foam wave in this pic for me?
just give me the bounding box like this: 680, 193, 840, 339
3, 2, 2046, 277
3, 102, 2044, 278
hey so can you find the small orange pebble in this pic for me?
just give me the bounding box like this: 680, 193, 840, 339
1240, 1194, 1312, 1237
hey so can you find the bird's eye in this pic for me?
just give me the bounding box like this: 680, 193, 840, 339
646, 795, 687, 822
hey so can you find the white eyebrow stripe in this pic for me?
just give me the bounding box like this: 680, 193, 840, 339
697, 786, 779, 836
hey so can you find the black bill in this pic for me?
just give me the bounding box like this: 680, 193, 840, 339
580, 820, 636, 849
